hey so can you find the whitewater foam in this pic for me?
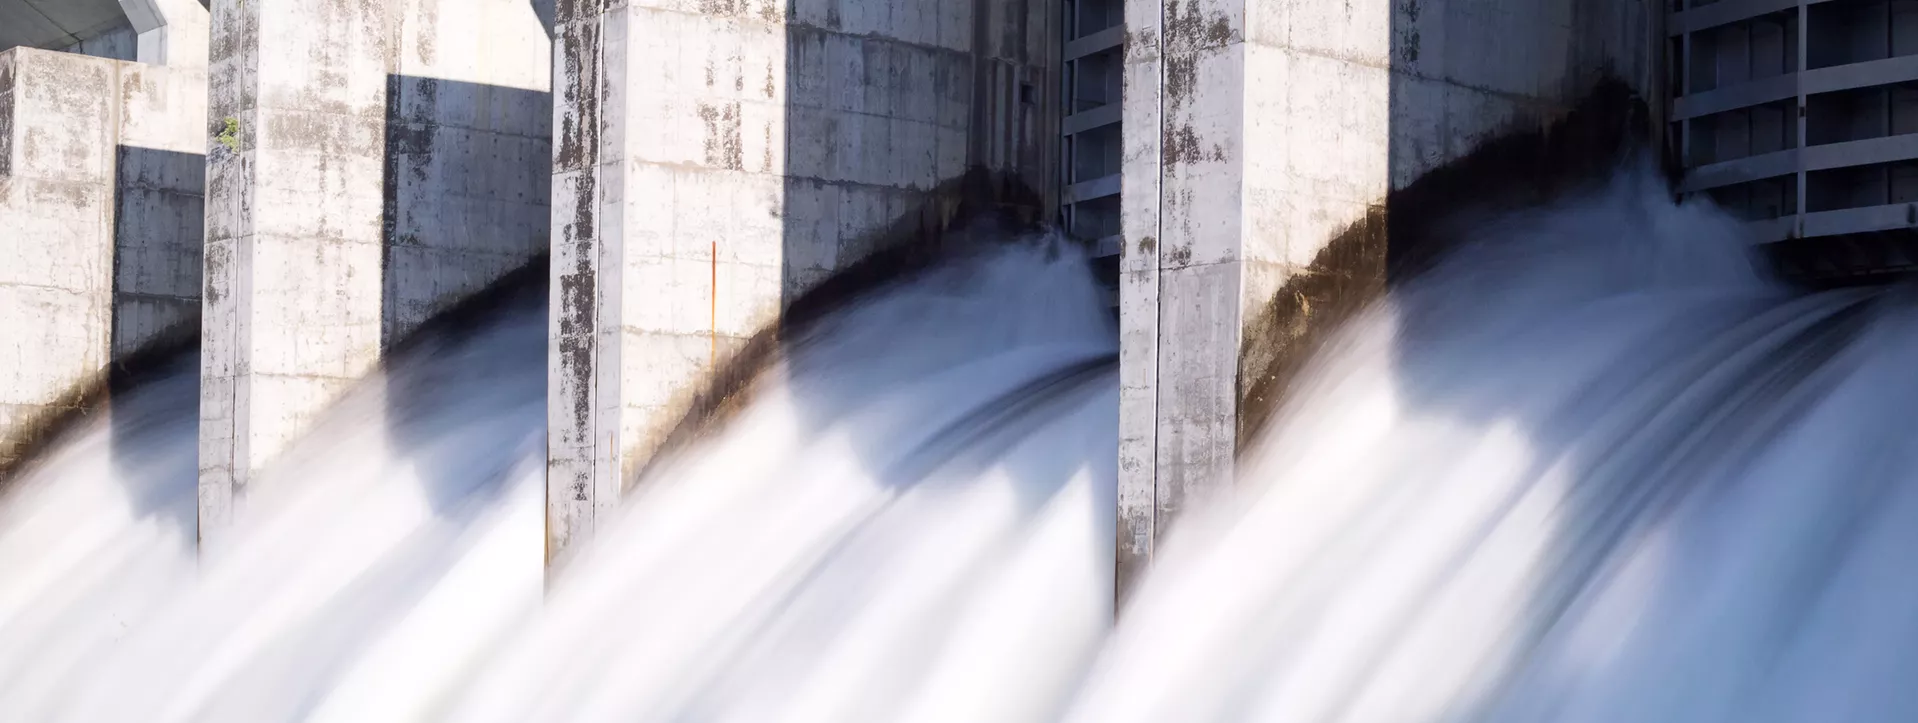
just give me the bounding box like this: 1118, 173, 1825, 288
5, 166, 1918, 721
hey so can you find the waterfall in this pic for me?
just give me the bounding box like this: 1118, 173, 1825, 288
4, 161, 1917, 721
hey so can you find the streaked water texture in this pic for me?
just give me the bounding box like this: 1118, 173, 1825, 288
0, 238, 1119, 723
1071, 164, 1918, 722
4, 166, 1916, 721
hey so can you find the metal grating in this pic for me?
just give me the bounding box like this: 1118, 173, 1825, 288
1060, 0, 1124, 304
1672, 0, 1918, 281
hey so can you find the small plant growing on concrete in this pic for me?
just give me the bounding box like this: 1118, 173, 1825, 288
216, 117, 240, 153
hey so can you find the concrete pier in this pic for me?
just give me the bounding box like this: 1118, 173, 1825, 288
1115, 0, 1663, 589
0, 46, 206, 466
198, 0, 551, 532
545, 0, 1056, 559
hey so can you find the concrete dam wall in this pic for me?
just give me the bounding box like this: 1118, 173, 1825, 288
0, 0, 1666, 565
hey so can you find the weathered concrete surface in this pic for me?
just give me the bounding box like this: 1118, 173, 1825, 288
1117, 0, 1663, 588
199, 0, 551, 534
546, 0, 1055, 560
383, 0, 554, 347
0, 47, 206, 468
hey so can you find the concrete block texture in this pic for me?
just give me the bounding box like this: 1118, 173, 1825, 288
0, 47, 205, 469
546, 0, 1058, 560
1118, 0, 1660, 574
199, 0, 551, 534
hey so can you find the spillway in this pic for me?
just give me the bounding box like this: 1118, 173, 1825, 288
5, 157, 1918, 721
1069, 161, 1918, 722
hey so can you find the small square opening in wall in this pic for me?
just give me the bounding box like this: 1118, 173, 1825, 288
1020, 82, 1036, 105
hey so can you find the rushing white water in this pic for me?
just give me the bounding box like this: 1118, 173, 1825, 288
0, 236, 1120, 723
1069, 164, 1918, 723
4, 165, 1917, 721
0, 296, 549, 723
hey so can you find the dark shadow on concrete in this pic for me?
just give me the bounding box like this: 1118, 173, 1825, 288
97, 144, 204, 530
529, 0, 556, 38
111, 145, 205, 359
379, 74, 552, 352
104, 142, 204, 530
378, 73, 551, 515
776, 0, 1052, 313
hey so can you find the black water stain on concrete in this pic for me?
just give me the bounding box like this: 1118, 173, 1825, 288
698, 102, 746, 171
0, 56, 13, 179
1164, 0, 1235, 51
1136, 235, 1158, 257
1396, 0, 1422, 65
1165, 244, 1193, 267
0, 320, 200, 488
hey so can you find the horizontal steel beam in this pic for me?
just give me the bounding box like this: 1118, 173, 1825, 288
1668, 0, 1828, 37
1064, 173, 1120, 203
1064, 25, 1122, 62
1675, 55, 1918, 121
1063, 103, 1120, 135
1683, 135, 1918, 192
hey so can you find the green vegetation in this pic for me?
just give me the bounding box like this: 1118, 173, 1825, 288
216, 116, 240, 152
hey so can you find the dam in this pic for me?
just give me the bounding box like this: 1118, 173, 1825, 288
7, 0, 1918, 720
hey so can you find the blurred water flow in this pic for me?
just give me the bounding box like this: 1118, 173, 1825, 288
5, 167, 1917, 721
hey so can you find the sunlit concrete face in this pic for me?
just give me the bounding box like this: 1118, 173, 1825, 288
1117, 0, 1664, 579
